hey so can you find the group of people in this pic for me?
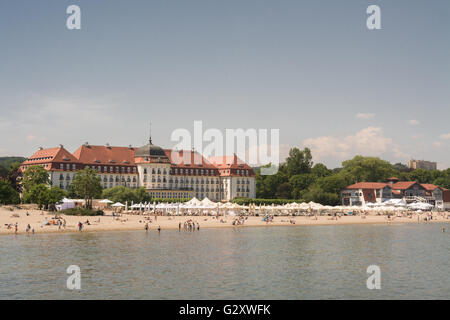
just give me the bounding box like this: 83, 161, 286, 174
232, 216, 247, 225
179, 220, 200, 231
144, 223, 161, 232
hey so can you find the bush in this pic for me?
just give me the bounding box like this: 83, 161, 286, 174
232, 198, 305, 206
61, 208, 104, 216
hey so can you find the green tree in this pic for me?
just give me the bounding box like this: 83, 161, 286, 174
315, 172, 354, 194
47, 186, 66, 210
71, 167, 102, 208
407, 168, 433, 183
6, 162, 23, 193
275, 182, 292, 199
283, 147, 313, 177
22, 165, 49, 192
23, 184, 49, 209
301, 185, 340, 206
133, 187, 152, 203
289, 173, 316, 199
311, 163, 331, 178
102, 186, 136, 203
0, 180, 20, 205
341, 156, 394, 182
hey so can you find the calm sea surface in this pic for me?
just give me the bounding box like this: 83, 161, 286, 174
0, 223, 449, 299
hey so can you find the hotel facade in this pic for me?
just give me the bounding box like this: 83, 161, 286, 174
20, 138, 256, 201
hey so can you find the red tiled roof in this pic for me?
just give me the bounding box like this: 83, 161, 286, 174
391, 181, 418, 190
208, 154, 255, 176
345, 182, 389, 190
164, 149, 217, 170
421, 183, 442, 191
73, 145, 136, 166
22, 146, 79, 165
22, 144, 256, 177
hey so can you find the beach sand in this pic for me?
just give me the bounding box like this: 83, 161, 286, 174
1, 206, 449, 235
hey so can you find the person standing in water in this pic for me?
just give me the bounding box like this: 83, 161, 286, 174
157, 226, 161, 233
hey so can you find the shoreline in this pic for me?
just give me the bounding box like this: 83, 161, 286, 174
2, 207, 449, 236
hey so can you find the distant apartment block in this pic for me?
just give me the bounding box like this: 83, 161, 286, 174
408, 159, 437, 171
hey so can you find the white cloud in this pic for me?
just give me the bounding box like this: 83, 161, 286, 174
440, 133, 450, 140
302, 127, 408, 163
407, 119, 420, 126
432, 141, 442, 147
26, 134, 36, 142
355, 113, 375, 120
245, 143, 291, 167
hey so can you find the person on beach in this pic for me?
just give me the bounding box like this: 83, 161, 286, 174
26, 224, 31, 234
179, 222, 181, 231
157, 226, 161, 233
197, 223, 200, 231
145, 223, 149, 232
14, 223, 18, 234
78, 222, 83, 232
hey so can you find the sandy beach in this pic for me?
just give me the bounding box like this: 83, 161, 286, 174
1, 205, 450, 235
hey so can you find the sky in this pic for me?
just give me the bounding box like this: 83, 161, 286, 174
0, 0, 449, 169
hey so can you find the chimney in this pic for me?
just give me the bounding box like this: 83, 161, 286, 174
59, 144, 64, 148
106, 143, 111, 149
38, 147, 43, 150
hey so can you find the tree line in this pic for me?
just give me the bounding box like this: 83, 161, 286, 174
255, 147, 450, 205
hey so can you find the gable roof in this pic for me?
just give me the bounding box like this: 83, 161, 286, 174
208, 154, 255, 176
345, 182, 389, 190
391, 181, 420, 190
22, 146, 79, 165
421, 184, 442, 191
73, 145, 136, 166
164, 149, 217, 170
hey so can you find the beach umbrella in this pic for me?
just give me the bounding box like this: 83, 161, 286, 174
111, 202, 125, 207
99, 199, 113, 204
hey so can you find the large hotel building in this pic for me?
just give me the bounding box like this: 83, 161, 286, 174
20, 137, 256, 201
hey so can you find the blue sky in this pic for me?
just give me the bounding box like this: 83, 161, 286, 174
0, 0, 449, 168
